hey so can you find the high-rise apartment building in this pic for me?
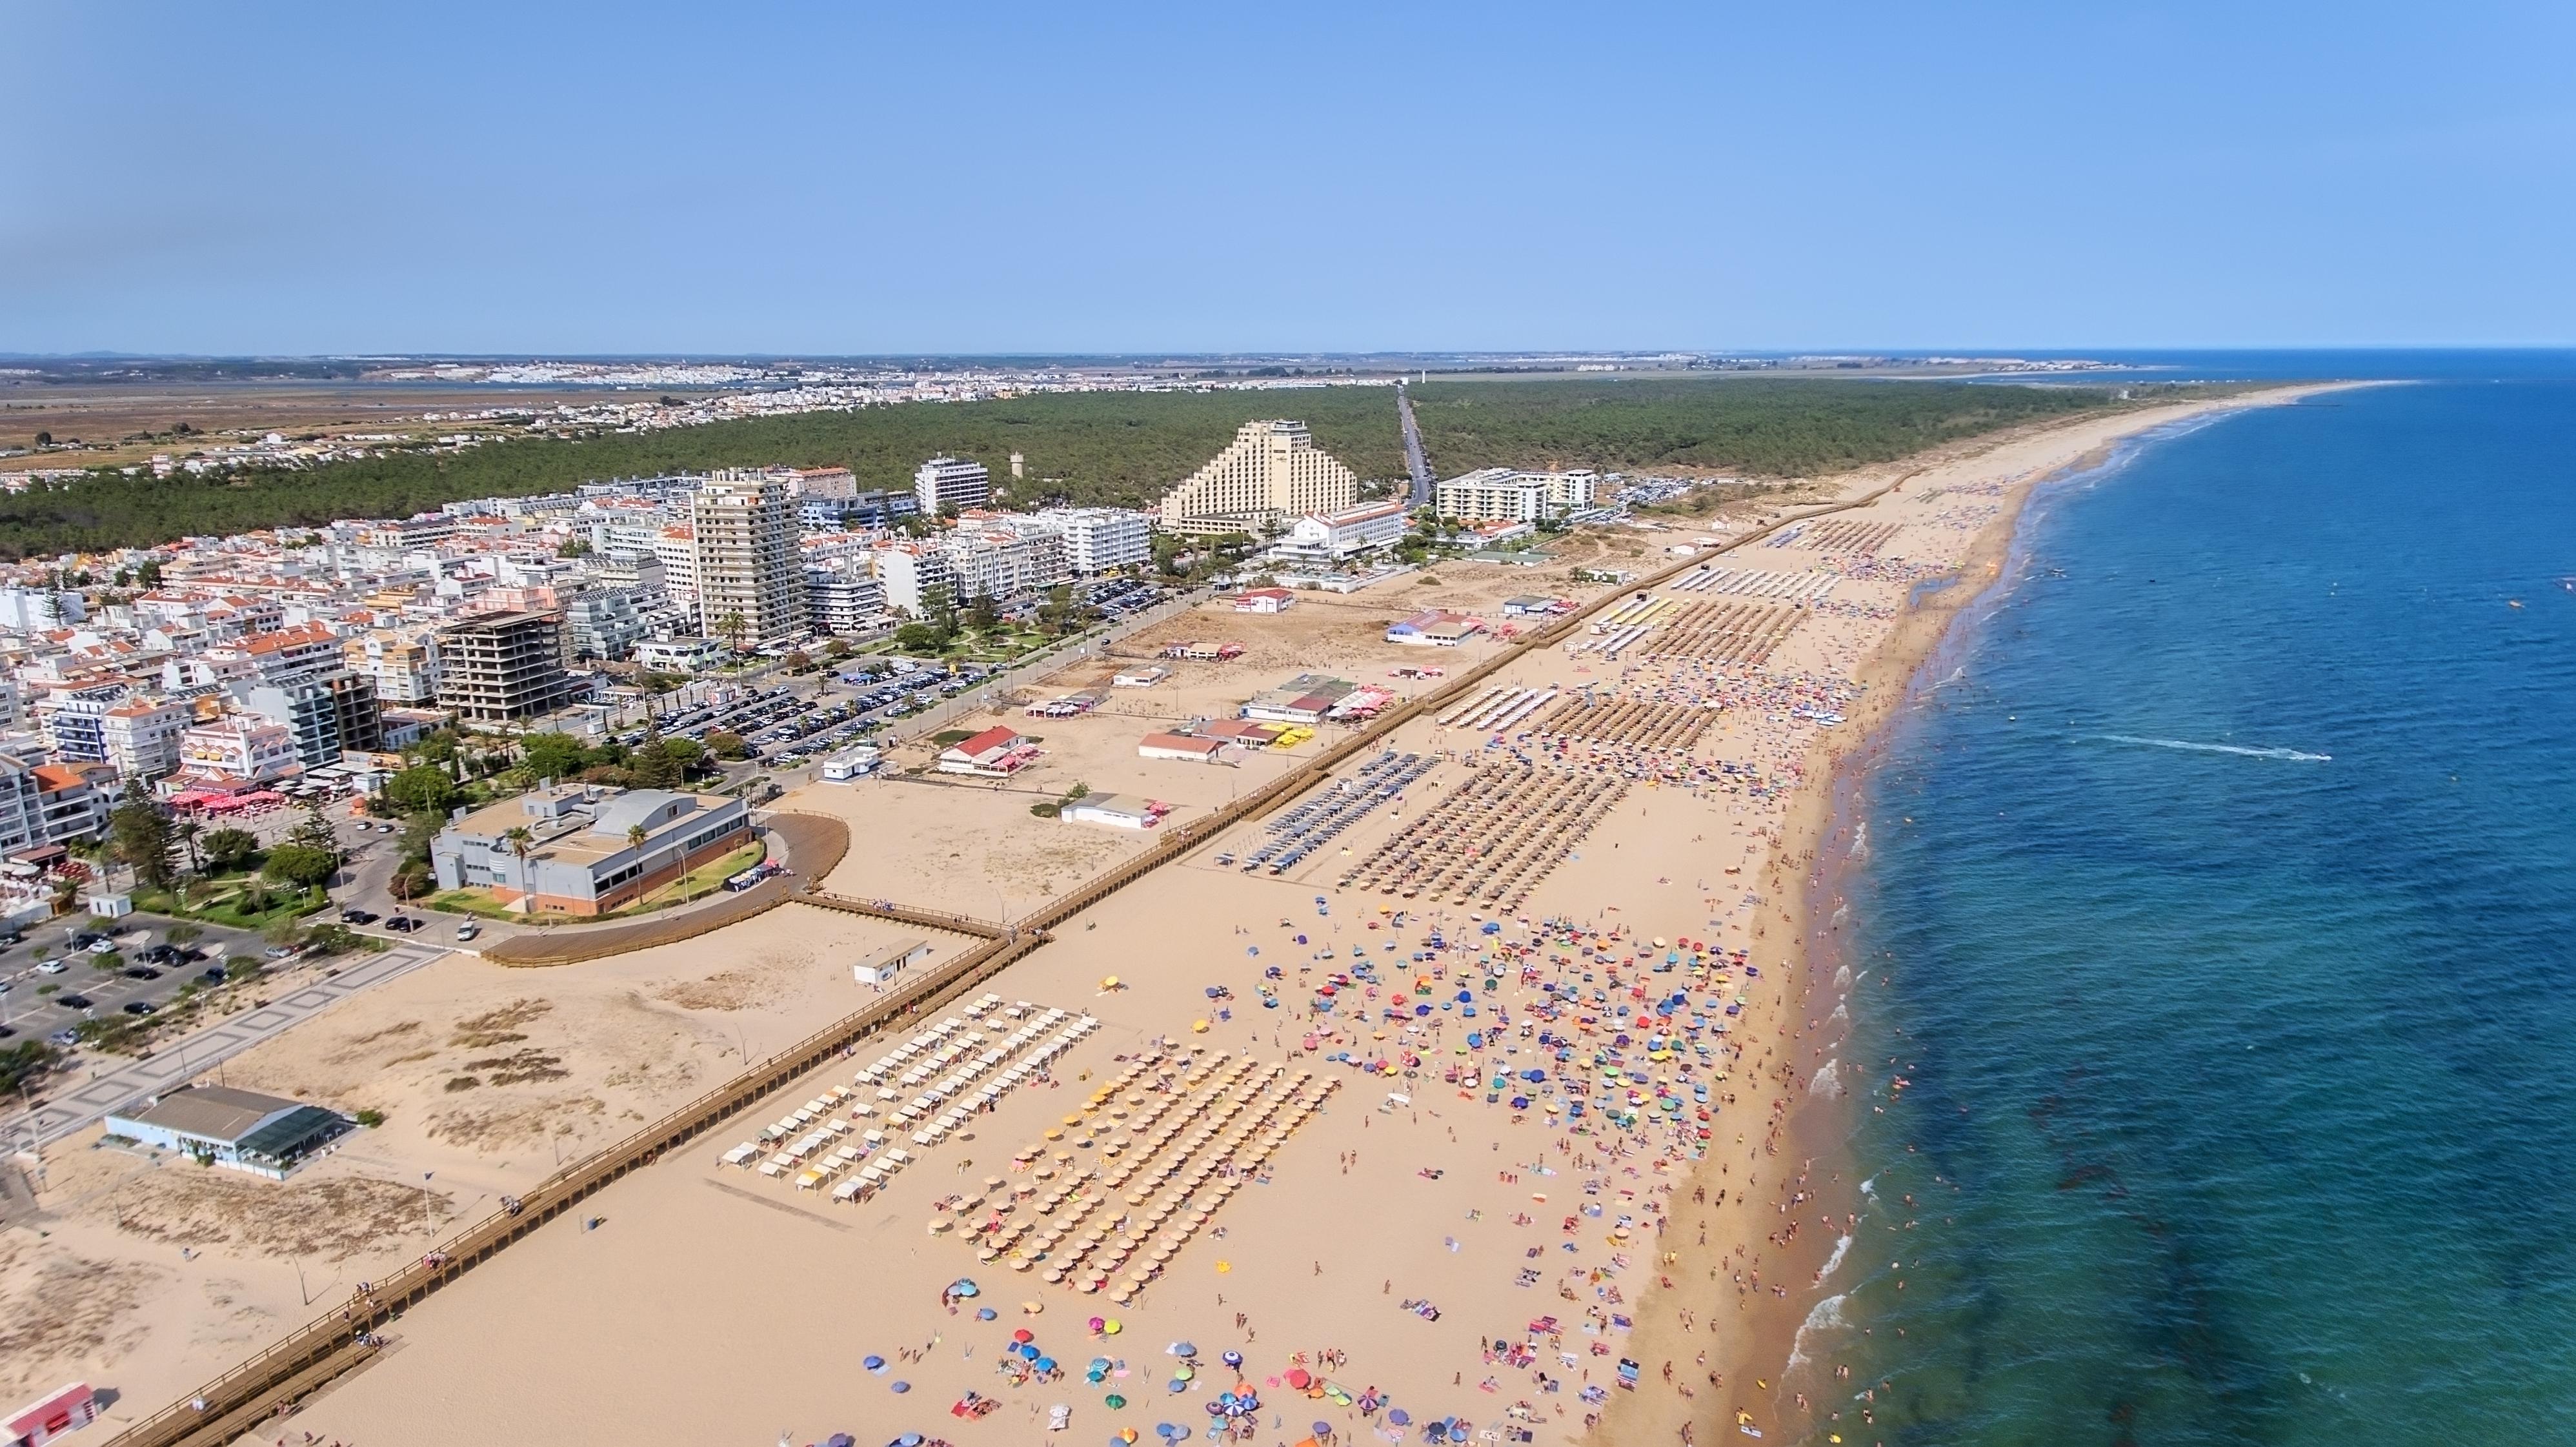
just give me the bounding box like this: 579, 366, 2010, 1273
435, 610, 576, 723
690, 471, 807, 643
1007, 508, 1153, 574
1156, 420, 1359, 536
232, 672, 384, 769
945, 530, 1069, 603
1433, 467, 1600, 523
914, 456, 991, 516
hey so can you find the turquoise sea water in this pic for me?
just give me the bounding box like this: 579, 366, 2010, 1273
1813, 373, 2576, 1445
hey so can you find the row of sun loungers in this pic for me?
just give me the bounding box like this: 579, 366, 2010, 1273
941, 1048, 1337, 1305
1338, 762, 1630, 910
721, 994, 1100, 1201
1638, 600, 1802, 666
1667, 565, 1839, 602
1233, 751, 1438, 876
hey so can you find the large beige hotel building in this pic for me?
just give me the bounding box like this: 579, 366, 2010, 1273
1156, 420, 1359, 536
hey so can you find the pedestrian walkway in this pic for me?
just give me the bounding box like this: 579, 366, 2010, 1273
0, 940, 450, 1153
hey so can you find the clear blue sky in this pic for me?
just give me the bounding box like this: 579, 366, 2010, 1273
5, 2, 2570, 355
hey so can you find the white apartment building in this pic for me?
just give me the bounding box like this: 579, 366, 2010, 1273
0, 754, 112, 855
1433, 467, 1600, 523
691, 471, 809, 643
914, 456, 991, 516
945, 529, 1069, 603
805, 565, 888, 635
1265, 500, 1411, 567
1009, 508, 1152, 574
102, 698, 194, 783
343, 629, 439, 705
1157, 420, 1358, 536
175, 717, 301, 785
0, 587, 87, 632
654, 525, 700, 616
564, 586, 652, 661
872, 544, 958, 616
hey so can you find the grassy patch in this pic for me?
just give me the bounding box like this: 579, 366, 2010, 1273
132, 881, 328, 930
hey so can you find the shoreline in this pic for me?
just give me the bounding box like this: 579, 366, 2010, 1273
1591, 383, 2355, 1447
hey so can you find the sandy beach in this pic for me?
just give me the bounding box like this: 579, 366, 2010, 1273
12, 389, 2339, 1447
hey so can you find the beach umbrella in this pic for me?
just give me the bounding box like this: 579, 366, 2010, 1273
1221, 1350, 1243, 1369
1106, 1395, 1129, 1412
1389, 1409, 1411, 1426
1016, 1330, 1037, 1344
1313, 1422, 1334, 1439
1170, 1341, 1198, 1357
1105, 1319, 1123, 1335
951, 1278, 981, 1298
1039, 1357, 1058, 1373
1285, 1368, 1311, 1390
864, 1355, 887, 1371
891, 1435, 921, 1447
890, 1381, 910, 1394
1091, 1317, 1108, 1333
976, 1307, 997, 1321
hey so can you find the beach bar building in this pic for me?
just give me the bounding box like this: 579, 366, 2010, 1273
936, 726, 1041, 777
851, 937, 933, 986
103, 1086, 350, 1179
6, 1384, 99, 1446
1137, 731, 1233, 765
1062, 794, 1171, 829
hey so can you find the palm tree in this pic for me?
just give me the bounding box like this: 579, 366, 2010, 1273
176, 818, 204, 878
626, 822, 652, 904
716, 610, 747, 655
503, 826, 536, 917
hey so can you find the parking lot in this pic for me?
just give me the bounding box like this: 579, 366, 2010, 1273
0, 914, 270, 1049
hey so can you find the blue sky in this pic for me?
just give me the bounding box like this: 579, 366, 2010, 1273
4, 2, 2570, 355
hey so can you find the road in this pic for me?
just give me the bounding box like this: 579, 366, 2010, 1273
0, 938, 450, 1153
1399, 380, 1434, 506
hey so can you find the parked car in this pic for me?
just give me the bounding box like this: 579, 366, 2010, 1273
35, 960, 67, 975
57, 994, 92, 1011
456, 921, 480, 941
385, 916, 420, 934
340, 908, 380, 925
201, 967, 228, 986
123, 1000, 156, 1016
48, 1028, 79, 1047
122, 966, 162, 980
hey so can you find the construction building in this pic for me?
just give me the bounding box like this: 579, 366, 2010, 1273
434, 610, 576, 723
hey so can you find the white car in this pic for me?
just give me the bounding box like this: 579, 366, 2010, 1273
456, 922, 480, 941
35, 960, 68, 975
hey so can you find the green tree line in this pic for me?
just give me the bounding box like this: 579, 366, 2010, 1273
0, 378, 2127, 558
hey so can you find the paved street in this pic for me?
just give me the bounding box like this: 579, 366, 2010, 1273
1, 940, 450, 1153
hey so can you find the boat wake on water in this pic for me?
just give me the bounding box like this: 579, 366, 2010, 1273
2088, 733, 2332, 762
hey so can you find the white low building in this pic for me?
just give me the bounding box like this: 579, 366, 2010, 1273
1264, 500, 1409, 568
1433, 468, 1600, 523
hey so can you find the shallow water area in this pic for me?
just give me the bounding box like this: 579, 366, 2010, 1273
1816, 375, 2576, 1445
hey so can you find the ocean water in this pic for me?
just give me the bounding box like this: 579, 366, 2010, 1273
1809, 372, 2576, 1446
